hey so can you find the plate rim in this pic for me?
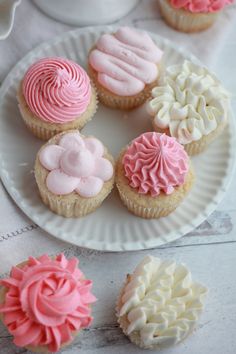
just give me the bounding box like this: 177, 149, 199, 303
0, 25, 236, 252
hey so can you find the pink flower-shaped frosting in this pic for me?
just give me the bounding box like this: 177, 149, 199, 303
22, 57, 91, 123
123, 132, 189, 196
0, 254, 96, 352
39, 132, 113, 197
170, 0, 233, 13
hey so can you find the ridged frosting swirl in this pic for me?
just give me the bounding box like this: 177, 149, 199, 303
89, 27, 163, 96
148, 60, 230, 144
122, 132, 189, 196
0, 254, 96, 352
22, 57, 91, 123
118, 255, 207, 348
170, 0, 233, 13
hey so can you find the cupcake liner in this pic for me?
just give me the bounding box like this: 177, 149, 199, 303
38, 186, 100, 218
88, 62, 163, 110
153, 119, 227, 155
159, 0, 218, 33
116, 184, 177, 218
34, 131, 115, 218
116, 150, 194, 219
35, 159, 114, 218
17, 84, 98, 140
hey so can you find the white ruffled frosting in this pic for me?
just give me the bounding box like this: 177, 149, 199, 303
118, 255, 207, 348
148, 60, 230, 144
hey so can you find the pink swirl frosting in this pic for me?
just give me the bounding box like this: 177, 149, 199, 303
170, 0, 233, 13
0, 254, 96, 352
22, 57, 91, 123
123, 132, 189, 196
39, 132, 113, 197
89, 27, 163, 96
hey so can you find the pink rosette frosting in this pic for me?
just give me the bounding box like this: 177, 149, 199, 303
89, 27, 163, 96
39, 132, 113, 197
22, 57, 91, 123
122, 132, 189, 196
0, 254, 96, 352
170, 0, 233, 13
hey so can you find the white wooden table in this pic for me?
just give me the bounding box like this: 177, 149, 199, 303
0, 1, 236, 353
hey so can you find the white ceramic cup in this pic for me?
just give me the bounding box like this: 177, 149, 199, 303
33, 0, 140, 26
0, 0, 21, 40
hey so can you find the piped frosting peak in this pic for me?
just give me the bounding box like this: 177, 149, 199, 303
122, 132, 189, 196
23, 57, 91, 123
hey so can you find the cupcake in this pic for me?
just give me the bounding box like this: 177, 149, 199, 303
17, 57, 97, 140
159, 0, 233, 32
117, 255, 207, 349
88, 26, 163, 110
116, 132, 194, 219
0, 253, 96, 353
35, 130, 114, 217
148, 60, 230, 155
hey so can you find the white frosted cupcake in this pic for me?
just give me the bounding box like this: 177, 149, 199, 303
148, 60, 230, 155
117, 255, 208, 349
35, 130, 114, 217
18, 57, 97, 140
88, 26, 163, 110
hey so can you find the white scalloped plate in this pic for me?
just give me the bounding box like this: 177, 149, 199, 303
0, 26, 235, 251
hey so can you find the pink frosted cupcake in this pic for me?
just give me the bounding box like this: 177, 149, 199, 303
0, 253, 96, 353
17, 57, 97, 140
159, 0, 233, 32
88, 27, 163, 110
35, 130, 115, 217
116, 132, 194, 218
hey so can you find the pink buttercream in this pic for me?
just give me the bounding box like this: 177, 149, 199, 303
122, 132, 189, 196
170, 0, 233, 13
0, 254, 96, 352
22, 57, 91, 123
89, 27, 163, 96
39, 132, 113, 197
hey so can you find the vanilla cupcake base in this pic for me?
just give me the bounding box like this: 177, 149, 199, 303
159, 0, 218, 33
35, 132, 115, 218
116, 150, 194, 219
17, 84, 97, 140
88, 63, 162, 110
153, 120, 228, 155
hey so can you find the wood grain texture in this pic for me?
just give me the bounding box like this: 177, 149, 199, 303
1, 242, 236, 354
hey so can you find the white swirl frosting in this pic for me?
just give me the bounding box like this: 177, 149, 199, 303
148, 60, 230, 144
118, 256, 207, 348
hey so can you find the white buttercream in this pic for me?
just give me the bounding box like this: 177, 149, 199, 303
118, 255, 207, 348
148, 60, 230, 144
